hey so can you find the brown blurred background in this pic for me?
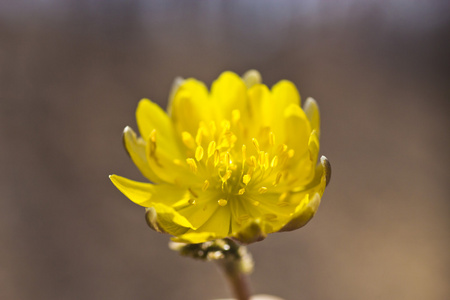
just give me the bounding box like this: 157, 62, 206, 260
0, 1, 449, 300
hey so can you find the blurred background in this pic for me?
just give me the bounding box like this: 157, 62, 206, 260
0, 1, 449, 299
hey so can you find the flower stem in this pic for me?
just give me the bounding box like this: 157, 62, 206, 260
217, 257, 251, 300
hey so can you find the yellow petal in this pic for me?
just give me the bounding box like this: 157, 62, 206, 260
279, 193, 321, 232
136, 99, 183, 159
110, 174, 195, 207
175, 205, 231, 243
211, 71, 248, 121
232, 219, 266, 244
284, 103, 311, 159
109, 174, 153, 206
176, 195, 220, 229
170, 78, 211, 135
146, 203, 195, 231
122, 126, 163, 183
303, 97, 320, 137
145, 138, 203, 187
246, 84, 271, 131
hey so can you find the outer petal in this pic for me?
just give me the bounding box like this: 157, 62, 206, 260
136, 99, 183, 159
303, 97, 320, 137
145, 205, 192, 236
110, 174, 153, 206
173, 206, 231, 243
242, 69, 262, 88
123, 126, 163, 183
110, 174, 193, 208
279, 156, 331, 232
232, 219, 266, 244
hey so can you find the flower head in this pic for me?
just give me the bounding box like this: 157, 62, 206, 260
110, 70, 330, 244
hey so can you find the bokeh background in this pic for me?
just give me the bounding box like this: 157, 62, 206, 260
1, 1, 449, 300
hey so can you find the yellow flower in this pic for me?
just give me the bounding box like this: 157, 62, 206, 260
110, 70, 330, 244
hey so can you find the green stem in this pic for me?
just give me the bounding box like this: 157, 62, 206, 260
217, 257, 251, 300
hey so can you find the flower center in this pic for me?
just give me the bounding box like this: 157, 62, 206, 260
179, 109, 296, 207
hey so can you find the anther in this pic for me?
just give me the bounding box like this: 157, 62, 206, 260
238, 188, 246, 195
270, 156, 279, 168
214, 149, 220, 167
188, 199, 196, 205
269, 131, 275, 146
264, 213, 277, 221
195, 127, 204, 145
195, 146, 204, 161
258, 187, 268, 194
182, 132, 196, 149
252, 201, 260, 206
250, 156, 257, 167
252, 138, 260, 152
186, 158, 198, 173
202, 180, 210, 191
258, 151, 265, 167
149, 130, 157, 155
264, 152, 269, 170
222, 170, 232, 182
218, 199, 228, 206
207, 141, 216, 158
243, 174, 251, 185
288, 149, 295, 158
273, 172, 282, 186
224, 152, 231, 167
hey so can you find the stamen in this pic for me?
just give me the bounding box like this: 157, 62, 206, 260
209, 121, 217, 137
218, 199, 228, 206
182, 131, 195, 149
269, 131, 275, 146
214, 149, 220, 166
258, 151, 265, 167
243, 174, 251, 185
207, 141, 216, 158
288, 149, 295, 158
242, 145, 247, 161
279, 192, 288, 202
270, 156, 279, 168
238, 214, 250, 222
186, 158, 198, 173
258, 187, 268, 194
149, 129, 157, 155
250, 156, 257, 167
264, 213, 277, 221
221, 120, 231, 132
224, 152, 231, 168
195, 146, 204, 161
238, 188, 246, 195
195, 127, 204, 145
264, 152, 269, 170
202, 180, 210, 191
275, 172, 283, 185
222, 170, 232, 182
188, 188, 198, 198
252, 138, 260, 152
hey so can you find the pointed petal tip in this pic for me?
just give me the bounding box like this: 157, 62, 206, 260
320, 156, 331, 186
